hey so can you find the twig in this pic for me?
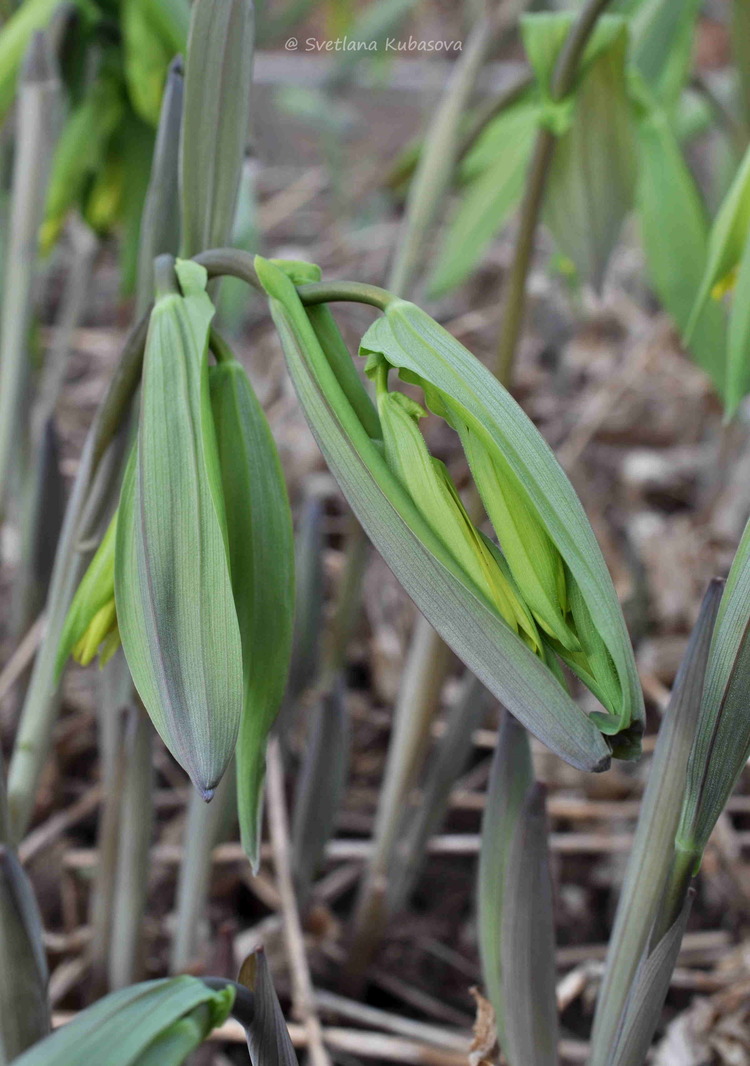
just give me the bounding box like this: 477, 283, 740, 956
0, 614, 45, 704
266, 737, 332, 1066
495, 0, 616, 381
313, 988, 469, 1051
19, 784, 102, 864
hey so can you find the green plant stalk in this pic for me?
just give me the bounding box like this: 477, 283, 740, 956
348, 0, 620, 982
12, 224, 97, 642
327, 6, 510, 958
0, 32, 59, 521
478, 712, 533, 1048
496, 0, 615, 381
170, 766, 235, 974
319, 509, 369, 687
346, 0, 616, 970
11, 417, 65, 646
291, 679, 349, 911
0, 757, 8, 846
388, 7, 508, 297
347, 620, 454, 980
649, 844, 696, 948
194, 247, 394, 310
588, 580, 723, 1065
109, 703, 153, 989
88, 696, 129, 996
387, 672, 493, 914
6, 310, 144, 843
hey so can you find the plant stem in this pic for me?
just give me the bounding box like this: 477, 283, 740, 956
170, 767, 235, 974
0, 33, 60, 522
12, 225, 96, 643
341, 1, 513, 975
387, 6, 507, 297
495, 0, 615, 382
346, 620, 454, 981
649, 846, 697, 949
319, 510, 369, 688
588, 580, 722, 1066
88, 696, 128, 996
495, 130, 556, 383
194, 247, 397, 310
209, 326, 235, 365
7, 425, 129, 841
109, 704, 153, 990
297, 281, 396, 310
0, 756, 9, 846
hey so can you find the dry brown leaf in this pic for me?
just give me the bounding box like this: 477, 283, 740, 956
468, 987, 499, 1066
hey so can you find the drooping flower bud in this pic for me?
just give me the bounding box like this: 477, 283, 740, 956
115, 257, 243, 798
256, 255, 634, 772
359, 297, 643, 756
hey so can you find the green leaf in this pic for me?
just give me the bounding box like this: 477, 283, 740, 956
679, 520, 750, 856
0, 31, 61, 520
390, 674, 493, 914
478, 712, 533, 1049
209, 358, 295, 867
376, 388, 540, 649
0, 846, 49, 1063
631, 0, 701, 107
136, 56, 184, 315
521, 12, 627, 100
589, 580, 722, 1066
122, 0, 178, 126
115, 259, 243, 798
111, 113, 156, 297
520, 13, 571, 98
239, 951, 299, 1066
359, 298, 643, 752
687, 143, 750, 340
543, 17, 636, 289
733, 0, 750, 128
458, 420, 575, 649
142, 0, 191, 52
12, 977, 233, 1066
726, 230, 750, 416
41, 76, 125, 253
55, 511, 118, 678
285, 493, 325, 704
428, 101, 539, 297
500, 782, 558, 1066
307, 303, 381, 440
291, 679, 350, 908
180, 0, 254, 256
610, 892, 694, 1066
636, 107, 727, 396
132, 1004, 213, 1066
256, 256, 612, 774
0, 0, 76, 121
